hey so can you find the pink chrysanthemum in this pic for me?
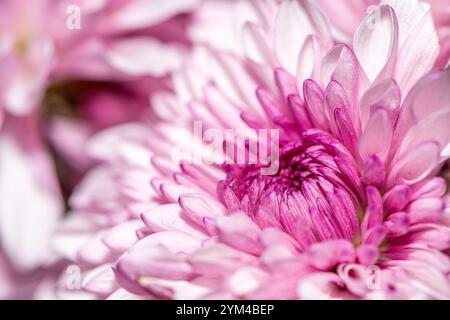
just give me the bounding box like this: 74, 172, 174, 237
53, 0, 450, 299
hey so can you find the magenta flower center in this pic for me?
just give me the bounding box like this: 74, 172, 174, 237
219, 132, 361, 251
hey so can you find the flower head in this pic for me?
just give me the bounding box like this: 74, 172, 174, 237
51, 0, 450, 300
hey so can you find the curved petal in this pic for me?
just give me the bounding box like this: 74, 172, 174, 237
297, 272, 351, 299
297, 35, 326, 84
393, 69, 450, 151
274, 0, 331, 74
321, 45, 365, 127
242, 22, 274, 65
141, 204, 207, 238
398, 109, 450, 159
359, 79, 401, 131
353, 5, 398, 82
388, 141, 440, 186
359, 107, 392, 162
394, 4, 439, 92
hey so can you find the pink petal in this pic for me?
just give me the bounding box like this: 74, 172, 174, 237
321, 45, 362, 127
353, 5, 398, 82
203, 84, 249, 129
388, 141, 440, 186
361, 186, 383, 235
359, 79, 401, 131
82, 264, 117, 295
160, 181, 206, 203
115, 243, 195, 295
361, 155, 385, 188
216, 212, 264, 255
384, 211, 410, 236
188, 244, 255, 277
287, 94, 313, 132
275, 68, 299, 99
383, 185, 410, 213
85, 123, 151, 162
356, 245, 379, 266
141, 204, 207, 238
306, 240, 356, 270
334, 108, 358, 157
140, 277, 210, 300
337, 263, 370, 296
114, 231, 203, 294
297, 35, 326, 84
363, 225, 387, 246
303, 79, 328, 130
274, 0, 331, 74
179, 193, 226, 229
51, 214, 99, 262
406, 224, 450, 251
242, 22, 274, 65
107, 288, 146, 300
297, 272, 349, 299
410, 177, 446, 201
359, 107, 392, 162
407, 198, 444, 224
393, 69, 450, 149
324, 81, 351, 137
398, 109, 450, 159
78, 232, 114, 266
390, 0, 439, 92
256, 87, 283, 120
102, 220, 142, 253
227, 267, 267, 297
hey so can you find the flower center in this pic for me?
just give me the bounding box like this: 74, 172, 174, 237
219, 130, 361, 251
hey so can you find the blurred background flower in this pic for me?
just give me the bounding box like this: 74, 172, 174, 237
0, 0, 198, 299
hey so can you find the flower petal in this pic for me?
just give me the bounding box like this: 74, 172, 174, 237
353, 5, 398, 82
274, 0, 331, 74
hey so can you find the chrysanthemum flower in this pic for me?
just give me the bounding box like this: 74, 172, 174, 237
54, 0, 450, 299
